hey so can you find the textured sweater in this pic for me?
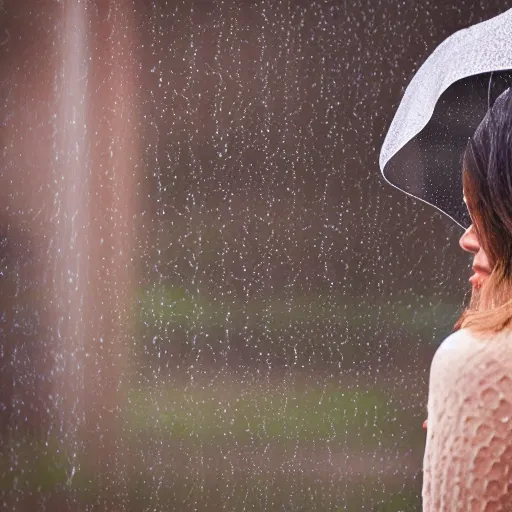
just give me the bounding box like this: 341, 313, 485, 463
422, 328, 512, 511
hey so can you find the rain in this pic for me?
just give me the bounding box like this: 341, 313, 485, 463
0, 1, 509, 510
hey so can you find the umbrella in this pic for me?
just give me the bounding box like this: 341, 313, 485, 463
380, 8, 512, 229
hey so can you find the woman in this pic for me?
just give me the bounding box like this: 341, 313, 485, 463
422, 87, 512, 510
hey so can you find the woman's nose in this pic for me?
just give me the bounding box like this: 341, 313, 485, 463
459, 225, 480, 254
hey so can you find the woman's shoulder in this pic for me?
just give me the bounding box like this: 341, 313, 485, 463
429, 328, 512, 403
430, 329, 483, 377
433, 327, 512, 368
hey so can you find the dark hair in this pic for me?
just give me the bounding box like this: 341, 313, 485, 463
455, 86, 512, 334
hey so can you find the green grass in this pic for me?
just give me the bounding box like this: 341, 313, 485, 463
126, 381, 425, 450
0, 381, 424, 510
0, 467, 421, 511
138, 284, 460, 341
0, 440, 421, 510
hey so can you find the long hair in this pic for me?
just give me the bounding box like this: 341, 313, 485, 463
454, 87, 512, 335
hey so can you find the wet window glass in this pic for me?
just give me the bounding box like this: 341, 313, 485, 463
0, 2, 509, 510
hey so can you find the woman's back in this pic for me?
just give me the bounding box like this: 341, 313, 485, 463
423, 329, 512, 511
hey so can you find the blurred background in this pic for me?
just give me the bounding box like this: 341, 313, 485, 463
0, 1, 509, 510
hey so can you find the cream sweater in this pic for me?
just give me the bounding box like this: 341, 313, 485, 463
423, 328, 512, 511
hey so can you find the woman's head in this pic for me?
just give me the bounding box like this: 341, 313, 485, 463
456, 86, 512, 334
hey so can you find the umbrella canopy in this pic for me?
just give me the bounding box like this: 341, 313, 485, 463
380, 9, 512, 229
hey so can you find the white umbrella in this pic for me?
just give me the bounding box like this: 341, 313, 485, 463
380, 8, 512, 229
